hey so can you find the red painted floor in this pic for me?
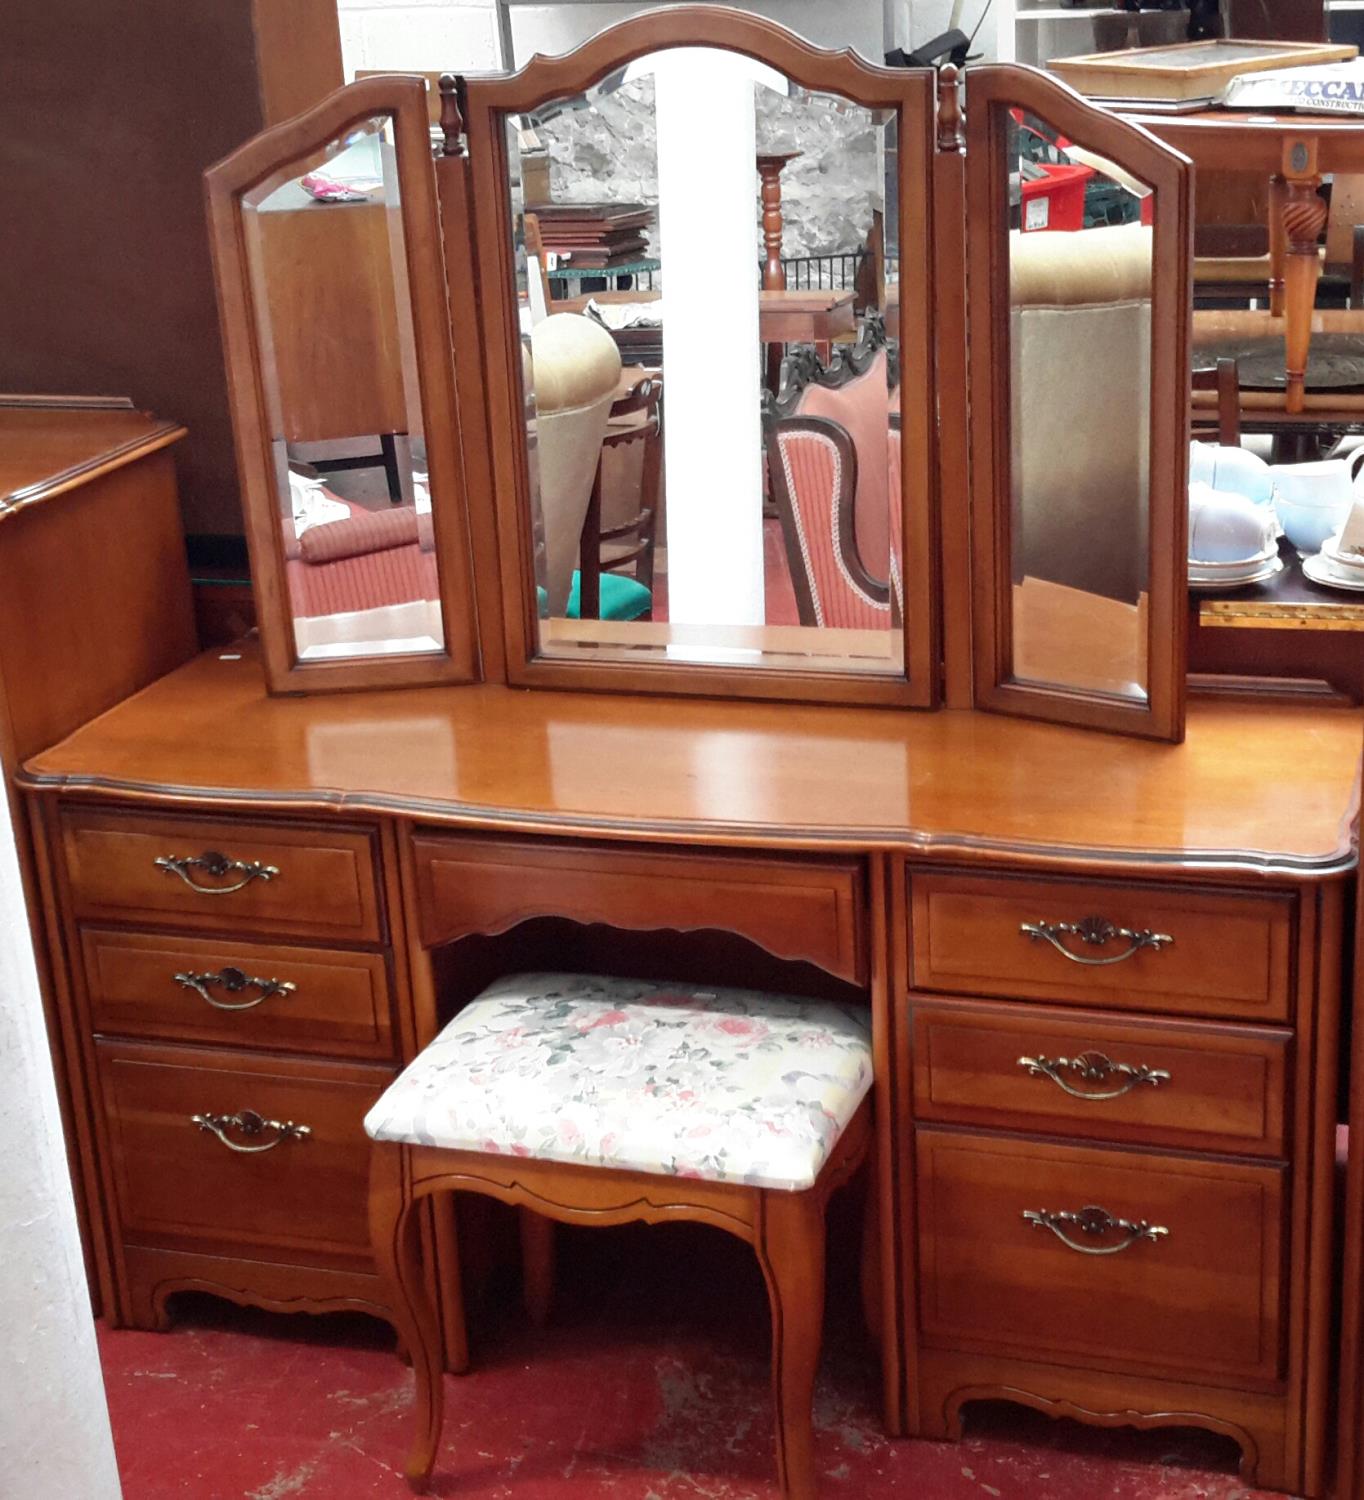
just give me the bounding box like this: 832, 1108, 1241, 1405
99, 1222, 1291, 1499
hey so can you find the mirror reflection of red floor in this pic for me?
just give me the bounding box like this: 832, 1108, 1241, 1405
96, 1220, 1279, 1499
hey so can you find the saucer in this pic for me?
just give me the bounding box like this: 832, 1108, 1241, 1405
1321, 535, 1364, 574
1188, 543, 1279, 573
1303, 552, 1364, 592
1189, 555, 1285, 591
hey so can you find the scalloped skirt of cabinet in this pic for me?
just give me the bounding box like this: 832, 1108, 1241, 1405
95, 1040, 393, 1271
915, 1127, 1286, 1390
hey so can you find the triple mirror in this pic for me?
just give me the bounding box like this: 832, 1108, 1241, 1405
462, 17, 938, 705
206, 76, 480, 693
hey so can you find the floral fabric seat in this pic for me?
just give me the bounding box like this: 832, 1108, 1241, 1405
364, 971, 873, 1191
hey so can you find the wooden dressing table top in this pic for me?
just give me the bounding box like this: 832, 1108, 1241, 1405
19, 642, 1362, 875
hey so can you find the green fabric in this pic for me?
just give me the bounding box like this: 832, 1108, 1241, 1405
536, 574, 653, 621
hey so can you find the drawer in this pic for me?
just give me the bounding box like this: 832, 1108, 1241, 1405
910, 871, 1293, 1022
412, 833, 866, 984
97, 1041, 389, 1266
61, 808, 382, 942
911, 998, 1289, 1157
82, 929, 394, 1060
915, 1128, 1285, 1387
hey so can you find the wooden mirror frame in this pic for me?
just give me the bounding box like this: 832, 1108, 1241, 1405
205, 75, 482, 695
459, 7, 940, 708
965, 65, 1192, 742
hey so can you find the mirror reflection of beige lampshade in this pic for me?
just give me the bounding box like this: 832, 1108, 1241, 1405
528, 313, 622, 615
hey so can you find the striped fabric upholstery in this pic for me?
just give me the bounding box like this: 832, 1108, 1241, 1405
287, 500, 438, 620
771, 423, 890, 631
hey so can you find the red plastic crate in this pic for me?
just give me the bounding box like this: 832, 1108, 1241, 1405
1020, 162, 1094, 233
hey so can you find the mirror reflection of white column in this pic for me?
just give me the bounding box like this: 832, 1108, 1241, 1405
654, 50, 772, 640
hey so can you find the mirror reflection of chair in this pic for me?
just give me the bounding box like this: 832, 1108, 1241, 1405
575, 376, 662, 622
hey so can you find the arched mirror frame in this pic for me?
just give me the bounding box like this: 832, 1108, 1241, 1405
965, 65, 1193, 742
205, 75, 482, 694
460, 7, 940, 708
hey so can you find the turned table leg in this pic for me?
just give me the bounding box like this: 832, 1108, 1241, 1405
1279, 141, 1327, 416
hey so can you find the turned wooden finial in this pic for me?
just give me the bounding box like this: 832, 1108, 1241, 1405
439, 74, 466, 157
937, 65, 964, 154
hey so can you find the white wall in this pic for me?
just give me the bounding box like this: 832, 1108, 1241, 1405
336, 0, 1001, 78
0, 794, 122, 1498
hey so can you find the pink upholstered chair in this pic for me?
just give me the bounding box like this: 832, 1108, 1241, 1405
765, 413, 892, 631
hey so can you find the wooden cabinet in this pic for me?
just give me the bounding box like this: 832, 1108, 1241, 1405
39, 801, 402, 1328
901, 865, 1343, 1496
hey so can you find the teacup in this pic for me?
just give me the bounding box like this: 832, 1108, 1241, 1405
1271, 457, 1360, 553
1190, 441, 1272, 507
1189, 482, 1277, 564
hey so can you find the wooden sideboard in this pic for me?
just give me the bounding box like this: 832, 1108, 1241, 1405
13, 637, 1361, 1497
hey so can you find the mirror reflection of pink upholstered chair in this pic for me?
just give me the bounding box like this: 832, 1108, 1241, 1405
765, 413, 892, 630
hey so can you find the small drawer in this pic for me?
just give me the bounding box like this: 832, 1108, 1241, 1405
910, 871, 1293, 1022
911, 998, 1289, 1157
412, 832, 866, 984
915, 1128, 1285, 1386
96, 1040, 390, 1266
61, 808, 382, 942
82, 929, 394, 1060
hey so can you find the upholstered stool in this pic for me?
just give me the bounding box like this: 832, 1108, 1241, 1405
365, 971, 874, 1498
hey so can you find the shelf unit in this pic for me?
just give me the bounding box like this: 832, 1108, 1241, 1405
1005, 1, 1359, 70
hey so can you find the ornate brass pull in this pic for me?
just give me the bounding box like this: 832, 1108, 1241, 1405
1023, 1205, 1169, 1256
1017, 1051, 1171, 1101
190, 1109, 310, 1153
155, 850, 278, 895
174, 967, 296, 1012
1020, 916, 1173, 967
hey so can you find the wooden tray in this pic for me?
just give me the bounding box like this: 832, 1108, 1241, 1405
1050, 39, 1357, 103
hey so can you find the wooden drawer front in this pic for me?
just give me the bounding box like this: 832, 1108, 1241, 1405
61, 809, 382, 942
412, 833, 866, 984
916, 1129, 1285, 1386
911, 999, 1288, 1157
82, 930, 394, 1059
910, 872, 1293, 1021
97, 1042, 389, 1265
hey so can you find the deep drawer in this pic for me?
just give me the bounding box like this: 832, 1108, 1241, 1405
412, 832, 867, 983
915, 1128, 1285, 1387
909, 871, 1294, 1022
96, 1040, 391, 1266
911, 998, 1289, 1157
82, 929, 394, 1060
60, 808, 383, 942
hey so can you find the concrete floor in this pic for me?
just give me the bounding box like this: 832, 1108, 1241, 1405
98, 1222, 1289, 1500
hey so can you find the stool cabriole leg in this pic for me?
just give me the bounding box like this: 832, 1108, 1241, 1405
369, 1145, 446, 1492
757, 1187, 827, 1500
519, 1207, 557, 1328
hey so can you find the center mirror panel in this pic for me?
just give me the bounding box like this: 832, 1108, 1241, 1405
464, 22, 936, 705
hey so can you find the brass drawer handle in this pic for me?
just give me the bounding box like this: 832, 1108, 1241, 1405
1023, 1205, 1169, 1256
155, 850, 279, 895
1018, 1051, 1171, 1101
190, 1109, 311, 1154
174, 967, 297, 1012
1020, 916, 1173, 967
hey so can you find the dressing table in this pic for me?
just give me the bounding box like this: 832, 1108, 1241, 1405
9, 12, 1364, 1499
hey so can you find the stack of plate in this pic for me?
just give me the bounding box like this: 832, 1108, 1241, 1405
1303, 533, 1364, 592
1189, 544, 1284, 591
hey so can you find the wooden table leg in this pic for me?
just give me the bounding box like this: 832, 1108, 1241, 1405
1280, 139, 1326, 417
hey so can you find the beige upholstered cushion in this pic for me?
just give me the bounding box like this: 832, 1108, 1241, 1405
527, 314, 622, 614
1010, 224, 1153, 603
1010, 222, 1152, 308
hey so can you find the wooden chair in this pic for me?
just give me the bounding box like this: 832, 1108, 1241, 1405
366, 971, 874, 1498
1191, 356, 1243, 446
575, 377, 662, 621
